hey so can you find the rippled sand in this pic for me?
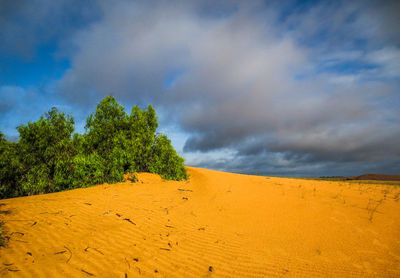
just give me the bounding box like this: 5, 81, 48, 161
1, 167, 399, 277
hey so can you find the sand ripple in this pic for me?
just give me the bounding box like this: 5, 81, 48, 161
1, 167, 400, 277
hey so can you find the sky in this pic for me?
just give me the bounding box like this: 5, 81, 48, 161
1, 0, 399, 177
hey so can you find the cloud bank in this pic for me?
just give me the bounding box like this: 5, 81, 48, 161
2, 0, 400, 175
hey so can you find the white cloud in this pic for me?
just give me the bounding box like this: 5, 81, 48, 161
365, 47, 400, 78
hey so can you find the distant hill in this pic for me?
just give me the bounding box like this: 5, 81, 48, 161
346, 174, 400, 181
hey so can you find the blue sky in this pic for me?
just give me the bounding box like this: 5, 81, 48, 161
0, 42, 69, 87
1, 0, 399, 176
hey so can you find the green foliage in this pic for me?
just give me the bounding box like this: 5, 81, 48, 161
128, 104, 158, 172
0, 139, 22, 198
0, 97, 187, 199
16, 107, 76, 195
150, 134, 188, 180
84, 96, 129, 182
71, 153, 106, 188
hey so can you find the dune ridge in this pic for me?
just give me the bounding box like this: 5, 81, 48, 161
346, 174, 400, 181
1, 167, 400, 277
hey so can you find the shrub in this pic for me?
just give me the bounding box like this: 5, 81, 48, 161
150, 134, 188, 180
72, 153, 106, 188
16, 107, 76, 195
0, 136, 22, 198
0, 96, 187, 199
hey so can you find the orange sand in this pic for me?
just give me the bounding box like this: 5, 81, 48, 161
1, 167, 400, 277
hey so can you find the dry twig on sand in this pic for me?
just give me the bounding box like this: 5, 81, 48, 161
64, 246, 72, 263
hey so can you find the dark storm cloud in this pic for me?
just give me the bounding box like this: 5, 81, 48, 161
4, 0, 396, 175
52, 0, 400, 174
0, 0, 101, 59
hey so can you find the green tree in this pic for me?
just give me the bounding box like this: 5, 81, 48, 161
0, 132, 22, 198
150, 134, 187, 180
0, 96, 187, 199
71, 152, 106, 188
83, 97, 166, 182
84, 96, 129, 182
17, 107, 75, 194
125, 104, 158, 172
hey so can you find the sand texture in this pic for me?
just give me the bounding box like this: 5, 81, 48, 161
1, 167, 400, 277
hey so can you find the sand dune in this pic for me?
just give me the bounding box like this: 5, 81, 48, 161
1, 167, 400, 277
347, 174, 400, 181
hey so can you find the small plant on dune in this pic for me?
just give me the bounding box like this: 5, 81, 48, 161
366, 198, 384, 222
125, 173, 137, 183
0, 96, 187, 199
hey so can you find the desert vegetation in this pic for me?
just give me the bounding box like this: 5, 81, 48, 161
0, 96, 187, 199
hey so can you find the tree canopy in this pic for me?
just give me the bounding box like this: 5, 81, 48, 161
0, 96, 187, 199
